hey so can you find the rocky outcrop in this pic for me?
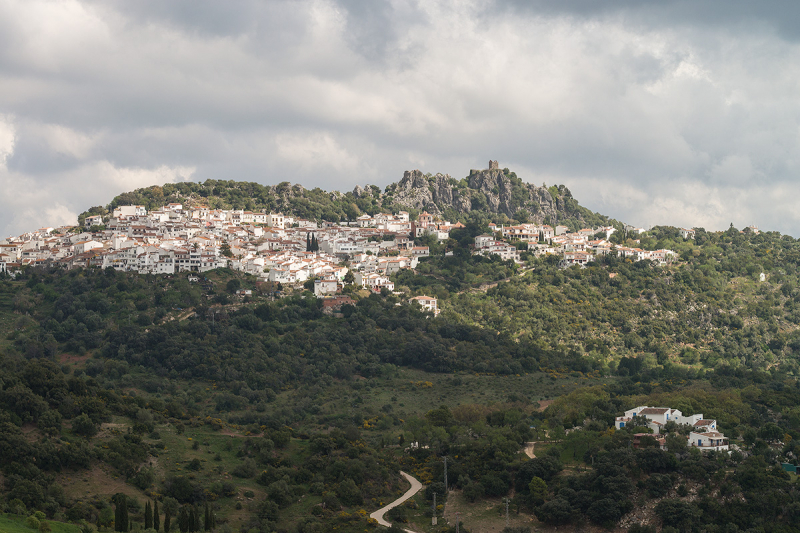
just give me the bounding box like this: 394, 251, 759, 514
390, 170, 471, 214
385, 165, 593, 226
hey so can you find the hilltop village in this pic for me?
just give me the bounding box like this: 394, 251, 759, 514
0, 200, 688, 296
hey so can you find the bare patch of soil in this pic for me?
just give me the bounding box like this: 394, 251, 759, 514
57, 353, 90, 366
57, 465, 148, 502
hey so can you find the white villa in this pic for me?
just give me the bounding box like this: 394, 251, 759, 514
616, 406, 728, 452
688, 431, 729, 451
410, 295, 439, 316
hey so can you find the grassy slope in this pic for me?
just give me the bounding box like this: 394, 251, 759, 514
55, 366, 594, 531
0, 514, 81, 533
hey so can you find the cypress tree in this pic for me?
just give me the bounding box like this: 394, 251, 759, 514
154, 501, 160, 532
120, 497, 129, 532
163, 509, 171, 533
114, 496, 121, 532
204, 503, 210, 531
145, 501, 152, 530
193, 505, 200, 532
179, 506, 188, 533
306, 233, 311, 251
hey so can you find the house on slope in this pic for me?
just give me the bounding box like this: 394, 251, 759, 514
410, 295, 439, 316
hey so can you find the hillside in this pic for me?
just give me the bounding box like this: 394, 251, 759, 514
79, 163, 611, 231
3, 183, 800, 532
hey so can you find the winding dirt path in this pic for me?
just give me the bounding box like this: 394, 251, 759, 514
370, 471, 423, 531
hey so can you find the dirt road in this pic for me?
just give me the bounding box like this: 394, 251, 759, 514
523, 442, 536, 459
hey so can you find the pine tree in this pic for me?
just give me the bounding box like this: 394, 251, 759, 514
153, 501, 160, 532
145, 501, 152, 530
163, 509, 171, 533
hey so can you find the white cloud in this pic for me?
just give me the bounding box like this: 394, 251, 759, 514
2, 0, 800, 236
0, 116, 15, 164
275, 132, 362, 175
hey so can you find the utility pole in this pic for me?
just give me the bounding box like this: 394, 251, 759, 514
432, 492, 437, 526
504, 497, 509, 527
455, 512, 460, 533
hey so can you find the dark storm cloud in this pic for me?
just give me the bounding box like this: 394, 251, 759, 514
498, 0, 800, 38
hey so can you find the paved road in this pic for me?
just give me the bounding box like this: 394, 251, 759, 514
370, 471, 423, 531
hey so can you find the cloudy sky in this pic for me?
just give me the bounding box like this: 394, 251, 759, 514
2, 0, 800, 237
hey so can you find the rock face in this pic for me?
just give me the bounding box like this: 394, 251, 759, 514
391, 170, 471, 214
385, 165, 590, 226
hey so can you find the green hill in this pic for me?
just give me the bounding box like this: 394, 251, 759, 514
4, 181, 800, 532
80, 165, 612, 231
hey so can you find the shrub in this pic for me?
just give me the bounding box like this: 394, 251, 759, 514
26, 516, 40, 530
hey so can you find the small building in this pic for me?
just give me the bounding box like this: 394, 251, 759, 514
410, 295, 439, 316
112, 205, 147, 218
688, 431, 729, 451
314, 277, 339, 297
475, 234, 494, 249
412, 246, 430, 258
84, 215, 103, 228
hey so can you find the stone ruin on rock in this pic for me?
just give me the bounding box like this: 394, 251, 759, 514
489, 160, 499, 170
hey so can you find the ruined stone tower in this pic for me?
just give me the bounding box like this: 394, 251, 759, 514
489, 160, 499, 170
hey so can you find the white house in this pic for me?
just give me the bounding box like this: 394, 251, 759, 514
616, 406, 705, 432
679, 228, 695, 239
267, 213, 285, 229
561, 251, 591, 267
410, 295, 439, 316
84, 215, 103, 228
412, 246, 430, 258
688, 431, 729, 451
314, 277, 339, 297
73, 240, 103, 255
113, 205, 147, 218
475, 234, 495, 249
353, 271, 394, 292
